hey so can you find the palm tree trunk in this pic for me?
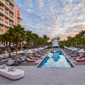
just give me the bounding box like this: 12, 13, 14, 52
27, 38, 29, 50
4, 41, 5, 46
34, 39, 35, 49
16, 36, 18, 63
9, 38, 11, 58
20, 40, 22, 50
6, 42, 7, 51
13, 42, 14, 47
26, 41, 28, 49
83, 36, 84, 49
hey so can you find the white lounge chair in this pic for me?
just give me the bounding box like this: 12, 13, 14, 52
6, 60, 15, 65
0, 67, 24, 80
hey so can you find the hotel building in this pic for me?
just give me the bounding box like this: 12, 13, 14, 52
0, 0, 22, 35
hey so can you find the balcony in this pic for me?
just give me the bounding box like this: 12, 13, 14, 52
0, 6, 4, 10
17, 15, 22, 20
0, 20, 10, 27
0, 30, 3, 35
0, 26, 3, 30
0, 9, 14, 21
10, 5, 13, 10
0, 20, 3, 22
1, 0, 4, 2
0, 16, 3, 20
5, 10, 9, 15
5, 28, 8, 31
9, 13, 13, 18
5, 19, 9, 22
0, 0, 14, 13
6, 1, 9, 6
9, 0, 14, 5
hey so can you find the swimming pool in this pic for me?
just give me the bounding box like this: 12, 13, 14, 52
39, 50, 72, 67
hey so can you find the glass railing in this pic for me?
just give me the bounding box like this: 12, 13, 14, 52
6, 1, 9, 5
0, 27, 3, 30
0, 6, 4, 10
0, 20, 3, 22
0, 16, 3, 20
10, 5, 13, 10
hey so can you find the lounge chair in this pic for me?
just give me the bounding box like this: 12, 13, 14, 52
0, 66, 24, 80
17, 57, 25, 62
6, 60, 15, 65
73, 56, 82, 60
30, 56, 38, 60
76, 57, 85, 62
26, 58, 36, 62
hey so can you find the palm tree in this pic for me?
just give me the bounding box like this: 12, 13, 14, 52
25, 30, 33, 50
32, 33, 39, 49
7, 27, 14, 57
43, 35, 50, 46
13, 25, 26, 63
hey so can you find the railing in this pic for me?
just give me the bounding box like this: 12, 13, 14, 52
5, 28, 8, 31
11, 0, 14, 2
10, 5, 13, 10
5, 19, 9, 22
0, 26, 3, 30
0, 0, 14, 13
1, 0, 4, 1
0, 9, 14, 21
6, 1, 9, 5
0, 20, 3, 22
5, 10, 9, 15
0, 16, 3, 20
0, 6, 4, 10
10, 13, 12, 17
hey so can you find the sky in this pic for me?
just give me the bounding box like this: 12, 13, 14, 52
14, 0, 85, 40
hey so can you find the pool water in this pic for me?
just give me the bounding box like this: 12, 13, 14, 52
39, 50, 72, 67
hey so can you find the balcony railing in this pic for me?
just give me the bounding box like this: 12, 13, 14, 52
0, 26, 3, 30
5, 19, 9, 22
10, 5, 13, 10
11, 0, 14, 2
0, 9, 14, 21
5, 28, 8, 31
0, 6, 4, 10
0, 0, 14, 13
0, 20, 3, 22
10, 13, 12, 17
5, 10, 9, 14
1, 0, 4, 1
6, 1, 9, 6
0, 16, 3, 20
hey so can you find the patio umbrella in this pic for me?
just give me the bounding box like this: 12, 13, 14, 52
34, 49, 39, 51
39, 48, 44, 50
72, 48, 78, 51
17, 51, 25, 54
78, 49, 85, 53
26, 50, 34, 53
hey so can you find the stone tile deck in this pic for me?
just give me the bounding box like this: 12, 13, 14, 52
0, 49, 85, 85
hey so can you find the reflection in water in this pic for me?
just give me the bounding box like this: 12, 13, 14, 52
40, 50, 72, 67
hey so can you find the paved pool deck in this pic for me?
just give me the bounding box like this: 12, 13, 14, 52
0, 49, 85, 85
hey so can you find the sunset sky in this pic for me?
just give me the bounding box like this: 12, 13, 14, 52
14, 0, 85, 40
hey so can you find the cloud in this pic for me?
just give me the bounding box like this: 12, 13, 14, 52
14, 0, 85, 40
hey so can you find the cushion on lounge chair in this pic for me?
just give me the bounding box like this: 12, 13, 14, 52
0, 64, 7, 69
74, 56, 82, 60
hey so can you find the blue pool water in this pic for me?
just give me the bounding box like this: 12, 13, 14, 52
39, 50, 72, 67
